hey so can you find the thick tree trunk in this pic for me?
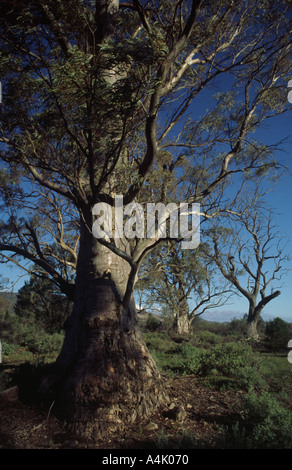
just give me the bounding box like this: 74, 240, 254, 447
246, 291, 281, 341
173, 297, 190, 335
246, 302, 260, 340
42, 216, 168, 440
173, 313, 191, 335
247, 318, 259, 340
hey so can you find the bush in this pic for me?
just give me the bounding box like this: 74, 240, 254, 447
145, 314, 162, 332
1, 340, 15, 356
264, 317, 290, 352
196, 330, 223, 347
143, 331, 175, 352
175, 342, 203, 375
242, 391, 292, 448
197, 342, 265, 391
12, 320, 64, 357
14, 360, 56, 406
143, 333, 203, 375
144, 333, 267, 388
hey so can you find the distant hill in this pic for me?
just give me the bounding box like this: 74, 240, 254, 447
0, 291, 17, 317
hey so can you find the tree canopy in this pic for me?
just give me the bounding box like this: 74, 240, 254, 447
0, 0, 291, 291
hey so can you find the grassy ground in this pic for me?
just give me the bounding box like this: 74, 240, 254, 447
0, 320, 291, 449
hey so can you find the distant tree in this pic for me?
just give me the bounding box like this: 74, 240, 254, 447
137, 241, 233, 334
205, 203, 289, 339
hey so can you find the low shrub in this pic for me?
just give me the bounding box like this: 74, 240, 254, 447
144, 333, 266, 389
264, 317, 291, 352
197, 342, 265, 391
174, 342, 203, 375
196, 330, 223, 347
145, 314, 162, 332
1, 341, 15, 356
242, 391, 292, 448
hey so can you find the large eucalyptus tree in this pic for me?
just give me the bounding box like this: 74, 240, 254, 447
0, 0, 291, 438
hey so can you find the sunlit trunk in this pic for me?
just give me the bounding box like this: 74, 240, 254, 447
247, 319, 259, 340
173, 297, 190, 335
247, 301, 260, 340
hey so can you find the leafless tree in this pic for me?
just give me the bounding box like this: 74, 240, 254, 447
136, 241, 234, 334
204, 202, 289, 339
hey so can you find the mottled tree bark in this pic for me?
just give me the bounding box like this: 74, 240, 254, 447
246, 318, 259, 340
246, 290, 281, 340
44, 213, 168, 439
173, 296, 191, 335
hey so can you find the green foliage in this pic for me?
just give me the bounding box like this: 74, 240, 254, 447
143, 331, 175, 353
143, 332, 199, 375
144, 331, 265, 391
0, 369, 13, 392
145, 314, 162, 332
195, 330, 223, 347
1, 340, 15, 356
146, 332, 266, 390
14, 274, 70, 334
12, 321, 64, 357
241, 391, 292, 449
0, 316, 15, 343
14, 360, 56, 406
0, 292, 16, 318
197, 342, 265, 391
264, 317, 291, 352
154, 428, 196, 449
3, 274, 68, 359
259, 354, 292, 401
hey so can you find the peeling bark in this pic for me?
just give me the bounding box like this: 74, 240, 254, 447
42, 217, 168, 439
173, 296, 191, 335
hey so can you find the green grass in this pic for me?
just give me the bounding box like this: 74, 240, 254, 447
142, 326, 292, 403
1, 320, 291, 449
258, 353, 292, 407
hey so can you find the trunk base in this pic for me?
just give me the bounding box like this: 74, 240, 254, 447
173, 314, 190, 335
247, 320, 259, 341
42, 324, 168, 440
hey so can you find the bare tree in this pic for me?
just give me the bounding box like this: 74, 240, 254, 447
137, 241, 233, 334
0, 183, 78, 299
204, 203, 289, 339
